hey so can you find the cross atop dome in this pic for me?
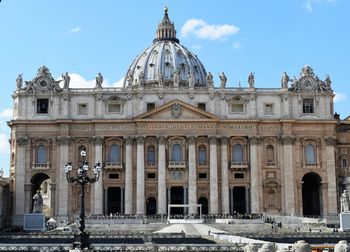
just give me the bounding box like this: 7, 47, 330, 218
153, 7, 179, 43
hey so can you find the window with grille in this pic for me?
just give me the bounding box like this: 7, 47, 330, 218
171, 144, 182, 161
37, 145, 47, 164
233, 144, 243, 162
305, 144, 316, 165
78, 103, 88, 115
147, 145, 156, 165
230, 104, 244, 113
264, 103, 274, 115
108, 103, 122, 113
37, 99, 49, 114
147, 103, 155, 111
198, 145, 207, 165
108, 144, 121, 162
303, 99, 314, 113
198, 103, 206, 111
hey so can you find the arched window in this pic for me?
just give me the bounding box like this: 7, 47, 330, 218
266, 145, 274, 163
198, 145, 207, 165
305, 144, 316, 165
171, 144, 182, 161
233, 144, 243, 162
147, 145, 156, 164
108, 144, 121, 162
37, 145, 47, 164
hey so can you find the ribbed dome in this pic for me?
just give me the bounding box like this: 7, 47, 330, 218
124, 7, 207, 89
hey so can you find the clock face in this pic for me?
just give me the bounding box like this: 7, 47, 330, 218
301, 76, 315, 90
36, 77, 50, 90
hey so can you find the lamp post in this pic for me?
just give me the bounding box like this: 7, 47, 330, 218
65, 147, 101, 250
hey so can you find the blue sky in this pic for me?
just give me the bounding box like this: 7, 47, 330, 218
0, 0, 349, 176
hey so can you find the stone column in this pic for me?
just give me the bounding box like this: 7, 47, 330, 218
325, 137, 338, 215
188, 136, 197, 215
13, 137, 27, 225
124, 136, 134, 214
57, 136, 70, 219
157, 136, 167, 215
249, 136, 260, 213
136, 136, 145, 215
93, 136, 103, 215
209, 136, 218, 214
50, 183, 56, 216
280, 136, 296, 214
24, 184, 32, 213
220, 137, 229, 214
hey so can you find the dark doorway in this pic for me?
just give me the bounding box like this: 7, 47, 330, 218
198, 197, 208, 215
146, 197, 157, 215
233, 187, 246, 214
107, 187, 121, 215
30, 173, 50, 215
170, 186, 184, 215
302, 173, 321, 216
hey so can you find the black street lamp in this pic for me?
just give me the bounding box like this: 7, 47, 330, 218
65, 146, 101, 250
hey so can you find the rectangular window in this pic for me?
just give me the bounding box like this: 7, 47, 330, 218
264, 103, 274, 115
147, 103, 156, 111
108, 103, 122, 113
197, 103, 206, 111
198, 172, 207, 179
342, 158, 348, 168
147, 173, 156, 179
78, 103, 88, 115
234, 173, 244, 179
230, 103, 244, 113
37, 99, 49, 114
303, 99, 314, 113
109, 173, 119, 179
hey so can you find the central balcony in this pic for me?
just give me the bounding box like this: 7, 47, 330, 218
104, 161, 124, 170
230, 161, 249, 171
168, 161, 186, 170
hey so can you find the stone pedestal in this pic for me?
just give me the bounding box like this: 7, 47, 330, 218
23, 213, 45, 231
340, 212, 350, 231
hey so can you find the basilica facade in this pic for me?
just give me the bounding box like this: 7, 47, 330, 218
9, 8, 344, 225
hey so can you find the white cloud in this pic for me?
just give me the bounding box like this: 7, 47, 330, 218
334, 92, 346, 103
181, 19, 239, 40
233, 42, 242, 49
303, 0, 335, 12
0, 133, 9, 155
58, 73, 124, 89
112, 78, 124, 87
0, 108, 12, 118
69, 27, 82, 34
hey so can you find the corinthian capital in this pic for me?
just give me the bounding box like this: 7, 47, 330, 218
56, 136, 71, 145
187, 136, 197, 144
209, 136, 218, 144
278, 135, 296, 145
324, 137, 336, 146
157, 136, 167, 145
136, 136, 146, 144
16, 137, 28, 146
220, 136, 229, 145
92, 136, 104, 145
124, 136, 134, 145
248, 136, 261, 145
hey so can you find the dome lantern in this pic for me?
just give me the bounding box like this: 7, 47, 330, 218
153, 6, 179, 43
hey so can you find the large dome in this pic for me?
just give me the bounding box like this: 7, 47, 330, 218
123, 7, 208, 89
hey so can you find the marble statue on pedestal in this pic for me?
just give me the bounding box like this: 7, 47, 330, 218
32, 190, 43, 213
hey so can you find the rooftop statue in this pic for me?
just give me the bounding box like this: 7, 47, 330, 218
248, 72, 255, 88
281, 72, 289, 88
219, 72, 227, 89
16, 73, 23, 90
206, 72, 213, 87
62, 72, 70, 89
95, 72, 103, 88
173, 69, 180, 87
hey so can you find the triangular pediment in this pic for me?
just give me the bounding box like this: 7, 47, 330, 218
135, 99, 219, 121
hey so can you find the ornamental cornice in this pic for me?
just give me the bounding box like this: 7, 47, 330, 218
324, 137, 336, 146
136, 136, 146, 144
16, 137, 28, 146
187, 136, 197, 144
157, 136, 167, 144
208, 136, 218, 144
124, 136, 134, 145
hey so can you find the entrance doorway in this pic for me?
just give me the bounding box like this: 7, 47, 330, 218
198, 197, 208, 215
233, 187, 246, 214
107, 187, 121, 215
302, 173, 321, 216
170, 186, 184, 215
30, 173, 51, 216
146, 197, 157, 215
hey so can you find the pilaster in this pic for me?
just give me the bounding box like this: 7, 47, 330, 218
93, 136, 103, 215
124, 136, 134, 214
249, 136, 261, 213
209, 136, 218, 214
220, 136, 229, 214
188, 136, 197, 214
325, 137, 338, 215
157, 136, 167, 214
136, 136, 145, 215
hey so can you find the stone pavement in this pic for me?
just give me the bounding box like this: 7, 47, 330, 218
154, 223, 227, 236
